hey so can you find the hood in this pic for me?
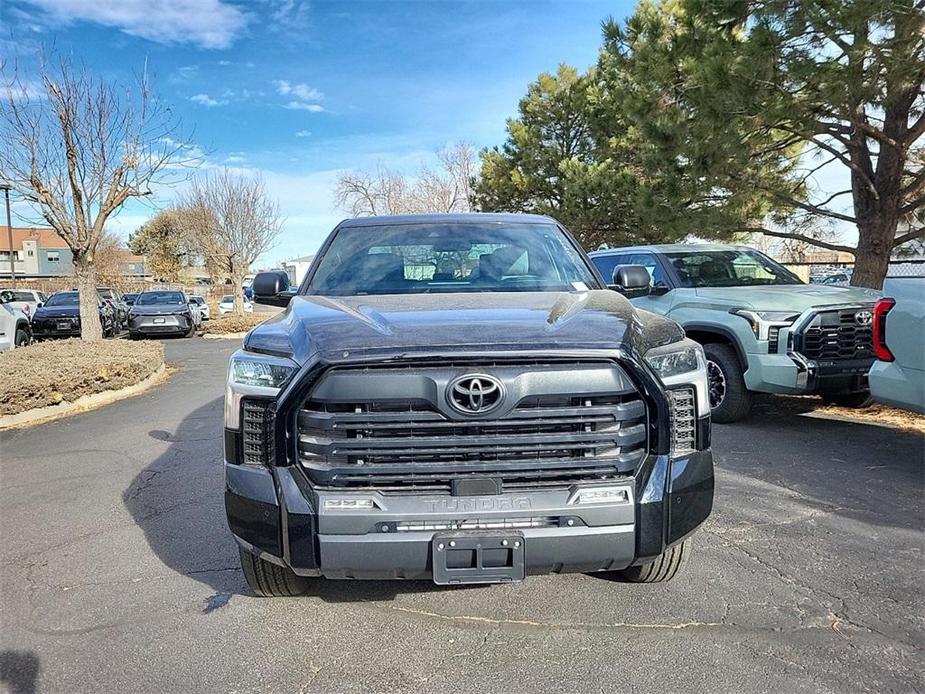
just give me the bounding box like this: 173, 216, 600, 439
245, 290, 683, 365
693, 284, 879, 312
131, 304, 189, 315
34, 306, 82, 319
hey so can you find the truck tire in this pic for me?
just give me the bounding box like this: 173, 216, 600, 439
703, 343, 752, 423
821, 392, 873, 408
621, 541, 689, 583
14, 327, 30, 348
239, 547, 309, 597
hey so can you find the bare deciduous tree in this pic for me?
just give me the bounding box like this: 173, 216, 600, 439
335, 142, 477, 217
0, 55, 196, 339
184, 170, 283, 314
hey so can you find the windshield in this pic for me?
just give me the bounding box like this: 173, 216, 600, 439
308, 222, 599, 296
45, 292, 80, 307
221, 295, 235, 303
137, 291, 185, 305
665, 249, 803, 288
8, 291, 36, 302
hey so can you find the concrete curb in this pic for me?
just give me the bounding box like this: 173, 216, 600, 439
0, 364, 169, 430
200, 332, 247, 340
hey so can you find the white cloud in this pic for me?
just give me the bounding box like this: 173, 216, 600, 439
16, 0, 247, 49
217, 60, 232, 66
273, 80, 323, 101
295, 130, 312, 137
190, 93, 227, 107
283, 101, 324, 112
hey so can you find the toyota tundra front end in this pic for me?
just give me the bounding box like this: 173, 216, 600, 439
223, 214, 714, 595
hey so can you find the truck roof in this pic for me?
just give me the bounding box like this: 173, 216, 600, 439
337, 212, 558, 228
589, 243, 752, 255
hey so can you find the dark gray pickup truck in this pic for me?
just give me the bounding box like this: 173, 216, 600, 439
224, 213, 714, 595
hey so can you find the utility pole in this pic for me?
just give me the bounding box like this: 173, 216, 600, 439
0, 184, 13, 283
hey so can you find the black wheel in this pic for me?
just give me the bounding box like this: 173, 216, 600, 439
129, 332, 141, 340
184, 322, 196, 338
702, 343, 752, 423
238, 547, 309, 597
621, 540, 690, 583
14, 328, 30, 348
821, 392, 873, 408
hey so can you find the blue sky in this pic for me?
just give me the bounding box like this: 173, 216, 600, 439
3, 0, 632, 263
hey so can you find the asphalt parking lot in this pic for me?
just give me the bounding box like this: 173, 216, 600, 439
1, 338, 922, 693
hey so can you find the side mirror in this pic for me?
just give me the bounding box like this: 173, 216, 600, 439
610, 265, 651, 299
252, 270, 295, 307
0, 290, 11, 304
36, 302, 43, 308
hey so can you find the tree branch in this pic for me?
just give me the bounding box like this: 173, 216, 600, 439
745, 227, 856, 254
892, 227, 925, 248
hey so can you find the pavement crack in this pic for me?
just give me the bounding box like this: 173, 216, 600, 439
383, 605, 722, 631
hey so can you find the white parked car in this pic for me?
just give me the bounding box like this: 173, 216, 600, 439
189, 295, 211, 321
0, 288, 47, 319
218, 294, 253, 315
0, 290, 32, 351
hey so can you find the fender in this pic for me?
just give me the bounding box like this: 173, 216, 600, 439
681, 322, 747, 367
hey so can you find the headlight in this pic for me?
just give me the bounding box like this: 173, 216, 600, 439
231, 357, 295, 388
224, 351, 298, 429
644, 338, 709, 419
731, 309, 800, 340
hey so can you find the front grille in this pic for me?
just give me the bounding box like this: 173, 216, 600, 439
297, 362, 648, 493
797, 308, 873, 361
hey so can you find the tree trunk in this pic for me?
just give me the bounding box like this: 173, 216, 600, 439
851, 219, 896, 290
231, 266, 246, 315
73, 254, 103, 341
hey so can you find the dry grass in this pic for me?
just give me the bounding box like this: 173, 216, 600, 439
199, 312, 268, 334
754, 395, 925, 435
0, 339, 164, 416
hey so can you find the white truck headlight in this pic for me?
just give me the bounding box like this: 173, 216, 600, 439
645, 339, 709, 456
224, 351, 297, 429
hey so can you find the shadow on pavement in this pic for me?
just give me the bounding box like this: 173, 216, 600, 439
0, 651, 39, 694
714, 396, 924, 531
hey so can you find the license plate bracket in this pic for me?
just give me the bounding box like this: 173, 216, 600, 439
153, 317, 166, 324
57, 321, 70, 330
432, 531, 525, 585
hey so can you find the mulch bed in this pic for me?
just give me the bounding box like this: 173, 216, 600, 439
199, 313, 268, 335
0, 339, 164, 416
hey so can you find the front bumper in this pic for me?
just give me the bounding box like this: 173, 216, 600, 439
32, 321, 81, 338
225, 448, 714, 580
744, 351, 873, 395
129, 314, 192, 334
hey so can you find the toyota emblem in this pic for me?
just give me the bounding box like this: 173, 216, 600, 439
854, 310, 873, 326
447, 374, 504, 415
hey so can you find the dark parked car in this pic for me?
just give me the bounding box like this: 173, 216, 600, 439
97, 287, 129, 330
128, 290, 197, 339
225, 213, 714, 596
31, 291, 117, 339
